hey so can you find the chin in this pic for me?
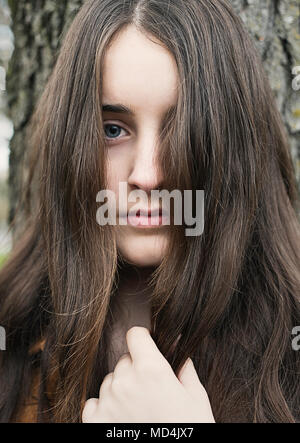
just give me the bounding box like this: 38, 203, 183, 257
117, 231, 168, 267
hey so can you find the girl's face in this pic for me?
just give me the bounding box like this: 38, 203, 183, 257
102, 25, 179, 267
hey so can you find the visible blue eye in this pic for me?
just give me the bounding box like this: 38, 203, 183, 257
104, 124, 126, 141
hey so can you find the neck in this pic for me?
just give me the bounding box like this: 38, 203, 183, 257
112, 262, 156, 328
118, 262, 155, 298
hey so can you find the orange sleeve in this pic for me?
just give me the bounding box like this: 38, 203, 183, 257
11, 338, 46, 423
11, 370, 40, 422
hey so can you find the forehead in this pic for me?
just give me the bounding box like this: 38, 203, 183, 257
101, 25, 179, 115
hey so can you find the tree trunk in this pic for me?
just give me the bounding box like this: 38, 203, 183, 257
231, 0, 300, 197
6, 0, 85, 242
6, 0, 300, 241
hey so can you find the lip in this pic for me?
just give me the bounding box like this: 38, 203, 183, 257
127, 213, 168, 228
117, 207, 171, 228
135, 208, 161, 217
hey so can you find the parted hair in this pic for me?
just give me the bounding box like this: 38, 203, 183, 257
0, 0, 299, 422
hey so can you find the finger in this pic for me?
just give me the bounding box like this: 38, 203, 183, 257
112, 352, 132, 380
170, 334, 182, 354
177, 358, 205, 396
99, 372, 113, 398
82, 398, 98, 422
125, 326, 169, 368
178, 358, 215, 421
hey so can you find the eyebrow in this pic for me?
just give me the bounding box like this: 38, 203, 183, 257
102, 103, 176, 117
102, 103, 134, 116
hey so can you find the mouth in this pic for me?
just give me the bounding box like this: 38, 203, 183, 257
124, 208, 170, 228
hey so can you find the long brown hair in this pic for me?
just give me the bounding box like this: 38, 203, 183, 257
0, 0, 299, 423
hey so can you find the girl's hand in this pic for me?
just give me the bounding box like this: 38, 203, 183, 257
82, 326, 215, 423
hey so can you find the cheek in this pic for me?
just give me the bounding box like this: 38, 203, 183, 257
106, 151, 129, 193
106, 160, 120, 197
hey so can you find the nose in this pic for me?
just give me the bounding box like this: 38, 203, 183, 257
127, 130, 163, 193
